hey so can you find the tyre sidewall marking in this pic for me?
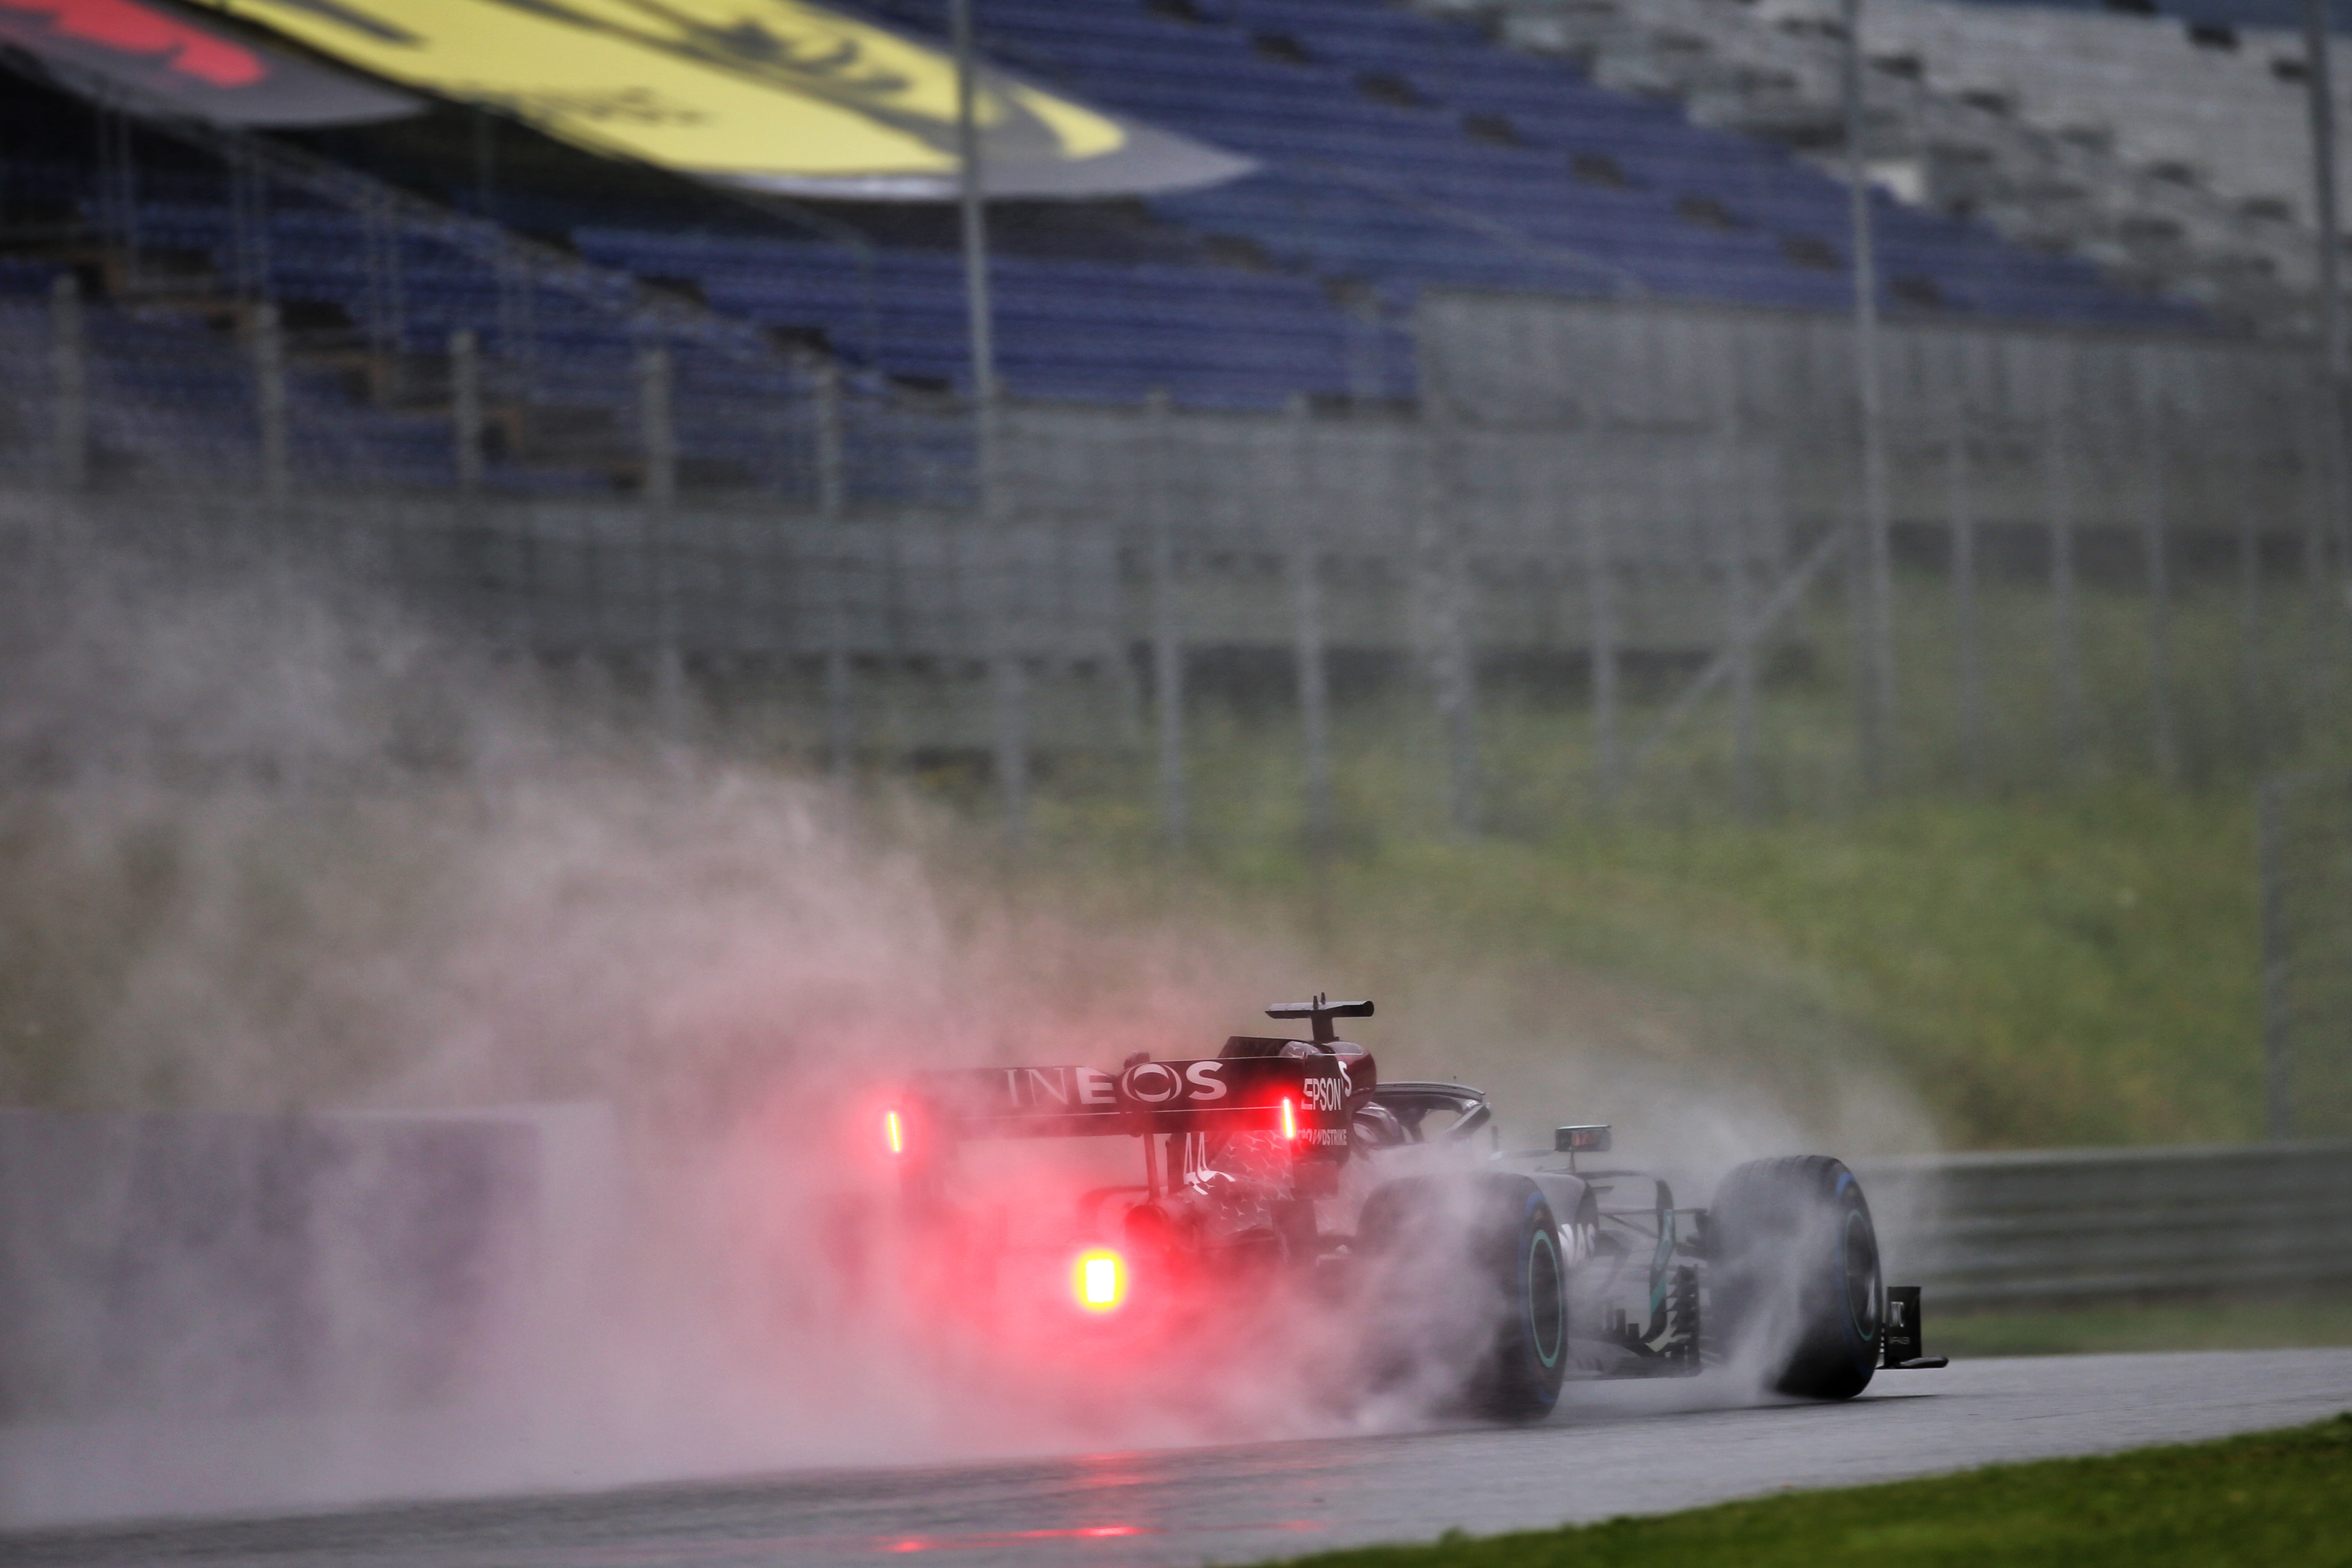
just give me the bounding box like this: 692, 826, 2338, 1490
1526, 1222, 1563, 1369
1518, 1191, 1564, 1375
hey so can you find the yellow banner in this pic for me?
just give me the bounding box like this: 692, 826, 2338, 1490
191, 0, 1249, 196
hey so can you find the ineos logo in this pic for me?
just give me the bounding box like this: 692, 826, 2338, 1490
1117, 1059, 1232, 1104
1120, 1060, 1186, 1104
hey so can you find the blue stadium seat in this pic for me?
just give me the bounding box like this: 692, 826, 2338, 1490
0, 0, 2206, 498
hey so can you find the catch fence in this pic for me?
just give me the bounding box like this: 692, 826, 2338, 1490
2261, 771, 2352, 1142
1, 107, 2348, 839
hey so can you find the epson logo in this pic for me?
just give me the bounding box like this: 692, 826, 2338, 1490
1303, 1075, 1344, 1113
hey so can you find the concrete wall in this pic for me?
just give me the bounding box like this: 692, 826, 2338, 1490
0, 1105, 611, 1423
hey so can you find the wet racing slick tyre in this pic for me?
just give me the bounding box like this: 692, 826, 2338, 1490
1357, 1174, 1568, 1422
1708, 1156, 1882, 1401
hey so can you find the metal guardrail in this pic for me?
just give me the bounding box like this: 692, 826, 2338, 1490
1855, 1141, 2352, 1309
2259, 774, 2352, 1143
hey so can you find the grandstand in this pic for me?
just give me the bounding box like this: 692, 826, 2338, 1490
1878, 0, 2337, 39
1, 0, 2208, 497
838, 0, 2196, 326
0, 0, 2341, 835
1470, 0, 2352, 331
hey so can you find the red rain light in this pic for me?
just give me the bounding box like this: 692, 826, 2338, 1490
1279, 1095, 1298, 1140
1073, 1249, 1125, 1311
883, 1109, 905, 1155
879, 1525, 1152, 1553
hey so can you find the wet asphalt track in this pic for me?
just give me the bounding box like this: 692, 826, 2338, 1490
10, 1350, 2352, 1568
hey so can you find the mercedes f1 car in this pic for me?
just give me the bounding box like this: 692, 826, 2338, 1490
882, 995, 1943, 1421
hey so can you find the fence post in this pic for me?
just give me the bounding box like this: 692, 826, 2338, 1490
803, 354, 855, 789
1341, 285, 1385, 407
50, 274, 88, 491
825, 639, 856, 790
227, 139, 270, 303
254, 300, 289, 501
1583, 442, 1619, 806
1949, 386, 1984, 790
976, 408, 1030, 849
1715, 443, 1760, 819
637, 343, 684, 729
1146, 390, 1187, 851
991, 648, 1031, 849
2295, 384, 2340, 725
639, 343, 677, 510
2043, 356, 2084, 774
97, 107, 142, 296
361, 190, 406, 372
985, 561, 1032, 851
2238, 407, 2266, 761
2136, 348, 2180, 784
451, 328, 484, 495
2304, 0, 2345, 386
1291, 398, 1334, 864
2259, 774, 2293, 1142
494, 247, 539, 402
1842, 0, 1895, 792
811, 352, 846, 519
1421, 397, 1479, 837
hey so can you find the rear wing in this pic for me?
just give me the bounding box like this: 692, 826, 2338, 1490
899, 1056, 1348, 1146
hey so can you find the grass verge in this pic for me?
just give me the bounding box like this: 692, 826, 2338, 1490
1932, 1293, 2352, 1357
1255, 1412, 2352, 1568
1024, 775, 2290, 1148
1010, 578, 2352, 1149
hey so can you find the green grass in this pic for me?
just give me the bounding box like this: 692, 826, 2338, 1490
1406, 784, 2267, 1149
998, 578, 2352, 1150
1007, 777, 2293, 1150
1932, 1294, 2352, 1358
1249, 1413, 2352, 1568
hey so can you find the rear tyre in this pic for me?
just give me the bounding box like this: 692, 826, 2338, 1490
1709, 1156, 1881, 1401
1358, 1174, 1568, 1421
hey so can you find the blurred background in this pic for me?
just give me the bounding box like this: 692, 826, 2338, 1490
2, 0, 2351, 1465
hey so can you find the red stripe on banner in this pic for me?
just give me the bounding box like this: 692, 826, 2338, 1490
0, 0, 265, 86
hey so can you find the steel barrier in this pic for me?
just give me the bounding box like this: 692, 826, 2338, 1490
1855, 1141, 2352, 1308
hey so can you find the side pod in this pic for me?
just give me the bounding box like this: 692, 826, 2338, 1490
1880, 1284, 1950, 1370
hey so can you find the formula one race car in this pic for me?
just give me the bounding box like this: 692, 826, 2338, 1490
881, 995, 1944, 1421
